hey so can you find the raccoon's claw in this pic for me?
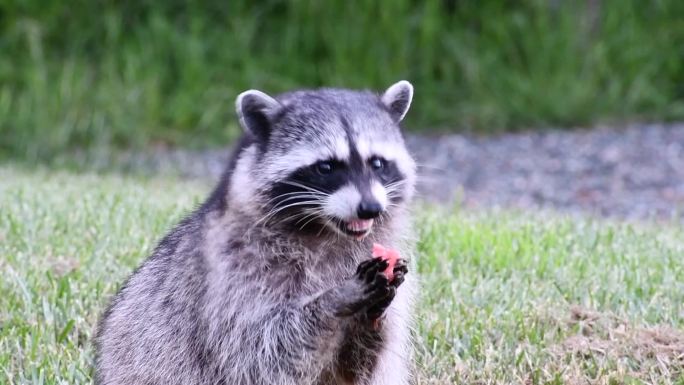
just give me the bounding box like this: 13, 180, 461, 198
356, 257, 392, 306
389, 270, 405, 288
356, 257, 388, 282
332, 258, 393, 317
390, 259, 408, 286
366, 261, 409, 320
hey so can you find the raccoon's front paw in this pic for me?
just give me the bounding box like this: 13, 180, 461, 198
366, 259, 408, 320
333, 257, 392, 317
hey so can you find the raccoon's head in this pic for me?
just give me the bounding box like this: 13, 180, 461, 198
229, 81, 416, 239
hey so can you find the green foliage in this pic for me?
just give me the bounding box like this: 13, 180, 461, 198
1, 166, 683, 383
1, 0, 684, 160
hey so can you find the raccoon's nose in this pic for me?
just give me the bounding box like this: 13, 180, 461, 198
357, 201, 383, 219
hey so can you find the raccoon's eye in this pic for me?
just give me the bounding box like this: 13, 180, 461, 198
315, 161, 334, 175
369, 157, 386, 170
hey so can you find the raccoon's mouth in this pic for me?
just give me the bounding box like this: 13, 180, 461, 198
338, 219, 374, 238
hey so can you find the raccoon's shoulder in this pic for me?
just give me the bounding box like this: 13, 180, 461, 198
200, 134, 257, 214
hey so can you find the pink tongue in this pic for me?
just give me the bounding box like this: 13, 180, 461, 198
348, 219, 373, 231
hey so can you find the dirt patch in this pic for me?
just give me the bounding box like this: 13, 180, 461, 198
550, 305, 684, 383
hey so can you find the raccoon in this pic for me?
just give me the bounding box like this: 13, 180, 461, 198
95, 81, 418, 385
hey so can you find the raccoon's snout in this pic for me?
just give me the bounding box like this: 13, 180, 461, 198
357, 201, 383, 219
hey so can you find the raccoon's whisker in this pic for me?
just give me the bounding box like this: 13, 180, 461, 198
386, 193, 403, 201
384, 181, 404, 189
267, 194, 323, 209
297, 210, 325, 230
264, 191, 325, 205
317, 216, 338, 237
316, 219, 329, 237
386, 185, 406, 192
264, 196, 322, 211
255, 200, 322, 227
385, 181, 405, 188
276, 212, 313, 226
294, 210, 319, 225
385, 183, 406, 193
385, 190, 403, 199
262, 191, 326, 221
263, 192, 326, 207
293, 206, 324, 223
383, 180, 407, 193
259, 207, 316, 228
298, 217, 319, 230
268, 199, 321, 215
280, 181, 330, 196
295, 215, 316, 228
384, 179, 407, 187
335, 218, 342, 241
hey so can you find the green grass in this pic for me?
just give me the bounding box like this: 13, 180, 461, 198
2, 0, 684, 161
1, 165, 683, 384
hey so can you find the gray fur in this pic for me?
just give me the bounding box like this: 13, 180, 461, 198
95, 81, 418, 385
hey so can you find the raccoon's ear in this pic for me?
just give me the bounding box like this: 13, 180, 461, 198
381, 80, 413, 123
235, 90, 281, 141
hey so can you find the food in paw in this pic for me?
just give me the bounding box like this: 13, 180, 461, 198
371, 243, 400, 281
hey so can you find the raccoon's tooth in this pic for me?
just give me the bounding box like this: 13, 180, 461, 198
347, 219, 373, 232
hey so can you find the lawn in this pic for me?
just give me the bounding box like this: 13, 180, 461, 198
1, 165, 682, 384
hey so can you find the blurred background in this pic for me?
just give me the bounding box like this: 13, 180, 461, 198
2, 0, 684, 218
